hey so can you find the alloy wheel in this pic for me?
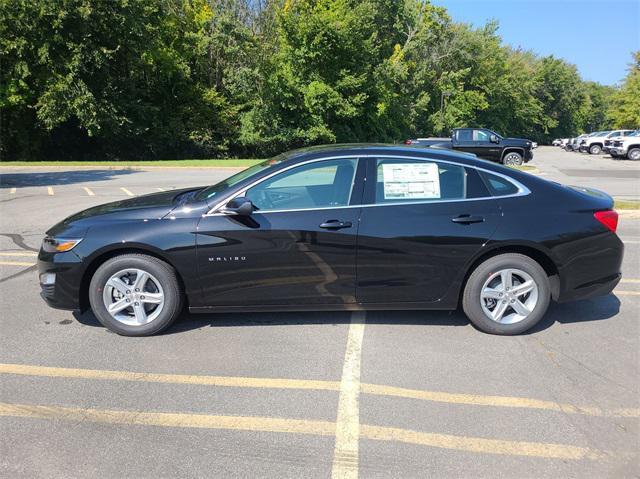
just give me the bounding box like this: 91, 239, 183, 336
629, 149, 640, 161
102, 268, 165, 326
504, 154, 523, 166
479, 268, 539, 324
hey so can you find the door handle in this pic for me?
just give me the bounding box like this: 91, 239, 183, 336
319, 220, 352, 230
451, 215, 484, 224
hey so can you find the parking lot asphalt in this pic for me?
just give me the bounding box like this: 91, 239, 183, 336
0, 147, 638, 478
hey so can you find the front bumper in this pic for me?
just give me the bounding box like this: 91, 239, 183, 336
610, 147, 626, 156
38, 249, 85, 311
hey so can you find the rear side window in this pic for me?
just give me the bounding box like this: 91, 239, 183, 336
479, 171, 520, 196
374, 159, 466, 203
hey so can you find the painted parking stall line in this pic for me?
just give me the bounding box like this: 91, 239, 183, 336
83, 186, 95, 196
120, 187, 135, 196
332, 312, 366, 479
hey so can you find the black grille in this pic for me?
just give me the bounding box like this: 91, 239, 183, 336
40, 284, 55, 299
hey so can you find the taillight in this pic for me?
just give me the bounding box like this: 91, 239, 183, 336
594, 210, 618, 233
404, 139, 412, 145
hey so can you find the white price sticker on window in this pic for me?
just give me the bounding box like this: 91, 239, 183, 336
382, 163, 441, 199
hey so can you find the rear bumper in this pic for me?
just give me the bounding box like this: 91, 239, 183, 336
556, 273, 620, 303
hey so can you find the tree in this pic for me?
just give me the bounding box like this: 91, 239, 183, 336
608, 51, 640, 129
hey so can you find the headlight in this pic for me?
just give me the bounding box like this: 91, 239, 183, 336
42, 237, 83, 253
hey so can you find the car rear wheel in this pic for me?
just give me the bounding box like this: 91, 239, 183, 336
589, 144, 602, 155
627, 148, 640, 161
502, 152, 523, 166
462, 253, 551, 335
89, 254, 183, 336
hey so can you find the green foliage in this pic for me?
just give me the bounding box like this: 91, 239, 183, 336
608, 52, 640, 129
0, 0, 629, 160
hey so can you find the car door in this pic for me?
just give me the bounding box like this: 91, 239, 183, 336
452, 128, 475, 154
356, 156, 502, 304
471, 129, 501, 161
196, 157, 363, 307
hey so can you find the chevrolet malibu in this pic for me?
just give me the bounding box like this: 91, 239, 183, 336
38, 145, 624, 336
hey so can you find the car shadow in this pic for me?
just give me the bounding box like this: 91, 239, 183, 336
0, 169, 139, 188
72, 294, 622, 336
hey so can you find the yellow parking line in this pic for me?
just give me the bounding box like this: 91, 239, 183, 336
620, 278, 640, 283
0, 363, 340, 391
47, 186, 54, 195
0, 402, 611, 461
83, 187, 95, 196
120, 187, 134, 196
0, 261, 35, 267
360, 425, 605, 460
332, 312, 366, 479
1, 363, 636, 418
0, 252, 37, 257
10, 187, 16, 194
616, 291, 640, 296
360, 384, 639, 418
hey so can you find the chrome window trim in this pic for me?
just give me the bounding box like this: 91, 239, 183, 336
204, 154, 531, 216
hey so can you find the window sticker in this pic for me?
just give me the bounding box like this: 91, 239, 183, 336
382, 163, 441, 199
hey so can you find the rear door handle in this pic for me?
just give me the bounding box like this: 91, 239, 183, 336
319, 220, 352, 230
451, 215, 484, 224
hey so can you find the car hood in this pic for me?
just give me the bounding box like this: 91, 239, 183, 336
46, 187, 202, 237
502, 137, 533, 147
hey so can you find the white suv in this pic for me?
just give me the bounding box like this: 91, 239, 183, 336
610, 130, 640, 160
579, 131, 609, 154
604, 130, 637, 155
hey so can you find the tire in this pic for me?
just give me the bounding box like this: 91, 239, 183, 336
89, 254, 183, 336
627, 148, 640, 161
610, 151, 619, 158
589, 144, 602, 155
502, 152, 523, 166
462, 253, 551, 335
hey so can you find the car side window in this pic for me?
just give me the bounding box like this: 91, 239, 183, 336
473, 129, 491, 142
245, 158, 357, 211
479, 171, 520, 196
457, 129, 473, 141
374, 159, 466, 204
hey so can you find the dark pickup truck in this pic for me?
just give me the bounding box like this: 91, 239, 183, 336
405, 128, 534, 165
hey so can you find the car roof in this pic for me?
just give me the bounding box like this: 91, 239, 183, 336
279, 143, 483, 166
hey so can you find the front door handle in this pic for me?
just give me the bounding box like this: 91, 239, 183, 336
451, 215, 484, 224
319, 220, 353, 230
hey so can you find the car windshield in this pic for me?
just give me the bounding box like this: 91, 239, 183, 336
195, 158, 283, 201
596, 131, 609, 136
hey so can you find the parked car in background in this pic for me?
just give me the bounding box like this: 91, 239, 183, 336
552, 139, 562, 146
604, 130, 637, 155
567, 134, 588, 151
579, 131, 610, 154
580, 130, 635, 154
405, 128, 534, 165
610, 131, 640, 160
38, 144, 623, 336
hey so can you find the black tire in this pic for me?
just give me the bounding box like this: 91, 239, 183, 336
610, 151, 619, 158
502, 152, 523, 166
627, 148, 640, 161
589, 144, 602, 155
89, 254, 183, 336
462, 253, 551, 335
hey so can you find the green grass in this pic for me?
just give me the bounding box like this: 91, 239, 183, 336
0, 159, 262, 168
508, 164, 537, 171
614, 199, 640, 210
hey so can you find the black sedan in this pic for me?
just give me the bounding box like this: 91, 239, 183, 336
38, 145, 623, 336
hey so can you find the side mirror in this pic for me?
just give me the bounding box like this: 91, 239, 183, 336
221, 197, 254, 216
490, 134, 500, 144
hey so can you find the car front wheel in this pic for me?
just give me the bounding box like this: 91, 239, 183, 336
462, 253, 551, 335
589, 144, 602, 155
89, 254, 183, 336
627, 148, 640, 161
502, 152, 523, 166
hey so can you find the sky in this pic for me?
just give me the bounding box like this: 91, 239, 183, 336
431, 0, 639, 86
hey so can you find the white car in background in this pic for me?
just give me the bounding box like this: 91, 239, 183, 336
610, 131, 640, 160
604, 129, 637, 155
579, 131, 611, 154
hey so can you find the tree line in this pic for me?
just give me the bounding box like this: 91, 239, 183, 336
1, 0, 638, 160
